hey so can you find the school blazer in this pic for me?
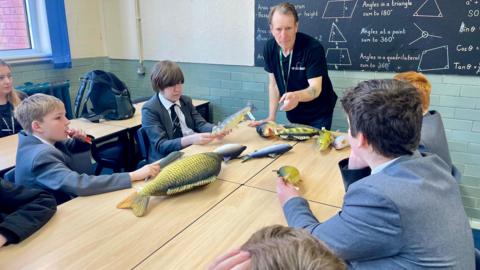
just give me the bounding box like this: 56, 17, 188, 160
141, 95, 213, 163
283, 152, 474, 269
420, 110, 461, 182
15, 132, 131, 204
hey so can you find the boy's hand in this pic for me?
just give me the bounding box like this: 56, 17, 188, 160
183, 133, 215, 146
212, 130, 230, 140
276, 177, 300, 207
208, 248, 251, 270
130, 163, 161, 182
66, 128, 87, 139
0, 234, 7, 248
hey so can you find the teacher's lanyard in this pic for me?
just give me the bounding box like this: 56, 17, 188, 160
279, 49, 293, 93
1, 115, 14, 134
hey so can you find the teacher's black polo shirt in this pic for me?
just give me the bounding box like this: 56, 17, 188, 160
263, 32, 337, 124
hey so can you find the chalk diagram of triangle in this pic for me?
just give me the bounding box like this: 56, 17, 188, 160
329, 23, 347, 43
414, 0, 443, 18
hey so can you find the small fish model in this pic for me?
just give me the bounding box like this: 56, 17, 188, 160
333, 134, 350, 150
256, 121, 278, 138
241, 143, 292, 162
212, 103, 255, 135
117, 152, 222, 217
274, 165, 301, 186
213, 143, 247, 161
274, 123, 320, 141
317, 128, 334, 151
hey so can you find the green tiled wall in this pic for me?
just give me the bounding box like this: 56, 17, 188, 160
11, 57, 480, 219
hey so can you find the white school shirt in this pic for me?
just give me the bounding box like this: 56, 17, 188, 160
157, 93, 194, 136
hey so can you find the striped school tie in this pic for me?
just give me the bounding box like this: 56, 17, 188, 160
170, 104, 183, 139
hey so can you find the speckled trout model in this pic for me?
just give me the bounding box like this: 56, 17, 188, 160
117, 152, 222, 217
211, 103, 255, 135
256, 122, 320, 141
274, 123, 321, 141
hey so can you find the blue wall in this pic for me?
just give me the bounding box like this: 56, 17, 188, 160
11, 57, 480, 219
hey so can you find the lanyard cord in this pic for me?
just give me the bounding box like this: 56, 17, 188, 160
1, 115, 14, 134
279, 48, 293, 93
1, 104, 15, 134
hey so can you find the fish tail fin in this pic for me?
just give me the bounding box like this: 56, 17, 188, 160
117, 192, 150, 217
241, 156, 251, 163
246, 101, 256, 112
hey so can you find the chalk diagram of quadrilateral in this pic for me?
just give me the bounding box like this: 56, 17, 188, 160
409, 23, 442, 45
414, 0, 443, 17
418, 45, 449, 71
322, 0, 358, 19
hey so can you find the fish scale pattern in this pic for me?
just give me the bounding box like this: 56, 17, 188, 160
139, 152, 222, 196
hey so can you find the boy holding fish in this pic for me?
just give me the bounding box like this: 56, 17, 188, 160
276, 79, 474, 268
13, 94, 160, 204
142, 60, 227, 162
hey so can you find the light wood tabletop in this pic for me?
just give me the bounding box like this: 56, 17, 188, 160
246, 138, 350, 208
0, 180, 240, 270
70, 118, 128, 139
182, 122, 297, 184
136, 185, 340, 269
192, 99, 209, 107
0, 134, 18, 172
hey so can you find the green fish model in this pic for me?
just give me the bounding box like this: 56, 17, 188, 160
117, 152, 223, 217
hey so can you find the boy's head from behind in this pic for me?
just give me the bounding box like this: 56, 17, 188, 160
15, 94, 68, 141
341, 79, 422, 159
394, 71, 431, 113
241, 225, 346, 270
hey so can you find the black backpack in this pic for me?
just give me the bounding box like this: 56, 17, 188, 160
74, 70, 135, 122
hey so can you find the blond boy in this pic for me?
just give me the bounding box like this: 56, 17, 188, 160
14, 94, 159, 204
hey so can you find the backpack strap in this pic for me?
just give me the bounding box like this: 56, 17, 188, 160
74, 75, 90, 118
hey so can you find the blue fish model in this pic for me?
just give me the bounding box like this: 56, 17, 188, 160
241, 143, 292, 162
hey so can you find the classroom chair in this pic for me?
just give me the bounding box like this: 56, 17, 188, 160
91, 135, 129, 175
3, 168, 15, 183
135, 127, 150, 168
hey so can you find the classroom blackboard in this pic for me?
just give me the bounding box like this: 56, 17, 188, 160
255, 0, 480, 75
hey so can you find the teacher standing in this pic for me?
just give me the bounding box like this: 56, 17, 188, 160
251, 2, 337, 129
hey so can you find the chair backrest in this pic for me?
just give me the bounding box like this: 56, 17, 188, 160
3, 167, 15, 183
135, 127, 150, 164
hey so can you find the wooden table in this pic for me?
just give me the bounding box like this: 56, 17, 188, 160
136, 186, 340, 269
0, 119, 348, 270
0, 180, 240, 269
246, 139, 350, 208
182, 122, 297, 184
0, 134, 18, 173
70, 118, 128, 139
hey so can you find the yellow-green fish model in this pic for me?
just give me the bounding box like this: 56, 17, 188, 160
212, 103, 255, 135
117, 152, 222, 217
317, 128, 334, 151
274, 165, 301, 186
